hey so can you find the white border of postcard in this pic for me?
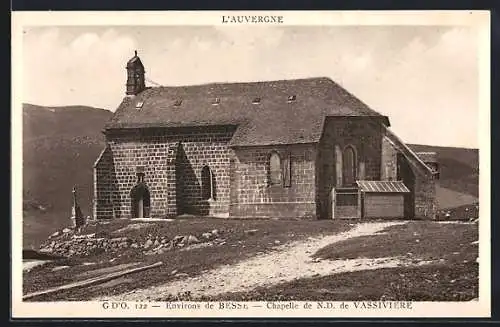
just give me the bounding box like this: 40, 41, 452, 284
11, 10, 491, 318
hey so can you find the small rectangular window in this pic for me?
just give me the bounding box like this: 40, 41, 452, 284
252, 97, 261, 104
287, 95, 296, 102
135, 101, 144, 109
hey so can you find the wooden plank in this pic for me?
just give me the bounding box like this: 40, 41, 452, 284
23, 261, 163, 300
364, 194, 404, 218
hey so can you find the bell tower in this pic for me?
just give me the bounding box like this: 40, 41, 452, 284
126, 50, 146, 96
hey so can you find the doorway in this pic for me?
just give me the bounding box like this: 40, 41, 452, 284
130, 183, 151, 218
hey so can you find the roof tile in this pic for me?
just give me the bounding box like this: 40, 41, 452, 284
105, 77, 389, 146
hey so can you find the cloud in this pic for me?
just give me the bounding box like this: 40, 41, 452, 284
370, 27, 478, 148
23, 27, 137, 110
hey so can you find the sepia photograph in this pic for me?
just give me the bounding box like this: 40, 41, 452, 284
12, 11, 490, 318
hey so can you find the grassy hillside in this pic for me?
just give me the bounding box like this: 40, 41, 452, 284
435, 185, 478, 211
21, 104, 479, 248
23, 104, 113, 248
408, 144, 479, 197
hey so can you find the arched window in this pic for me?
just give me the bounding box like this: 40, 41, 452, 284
201, 165, 215, 200
268, 152, 282, 186
342, 145, 357, 186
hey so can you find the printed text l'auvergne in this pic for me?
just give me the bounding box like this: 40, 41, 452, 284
222, 15, 284, 24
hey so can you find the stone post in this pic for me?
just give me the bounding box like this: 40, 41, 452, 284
71, 186, 86, 228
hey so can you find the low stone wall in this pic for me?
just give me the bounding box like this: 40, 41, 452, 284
39, 226, 224, 258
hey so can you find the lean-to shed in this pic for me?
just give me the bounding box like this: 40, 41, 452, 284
356, 180, 410, 219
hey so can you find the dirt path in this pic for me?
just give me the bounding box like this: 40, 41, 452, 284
94, 221, 411, 301
23, 260, 50, 272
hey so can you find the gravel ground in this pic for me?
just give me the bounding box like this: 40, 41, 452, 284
94, 221, 417, 301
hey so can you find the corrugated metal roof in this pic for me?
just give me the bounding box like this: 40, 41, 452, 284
356, 180, 410, 193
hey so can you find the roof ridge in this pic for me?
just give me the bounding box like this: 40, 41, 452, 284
146, 76, 334, 89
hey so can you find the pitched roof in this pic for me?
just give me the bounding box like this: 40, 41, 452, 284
356, 180, 410, 193
383, 128, 434, 177
105, 77, 390, 146
126, 53, 144, 70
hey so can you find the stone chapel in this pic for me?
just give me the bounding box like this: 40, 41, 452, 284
93, 51, 439, 220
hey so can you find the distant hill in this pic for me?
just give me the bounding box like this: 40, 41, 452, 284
22, 104, 113, 248
21, 104, 480, 248
408, 144, 479, 197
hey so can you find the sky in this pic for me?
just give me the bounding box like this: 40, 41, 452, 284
22, 25, 479, 148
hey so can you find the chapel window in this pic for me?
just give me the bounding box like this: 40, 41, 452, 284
268, 152, 282, 186
201, 165, 215, 200
342, 145, 357, 187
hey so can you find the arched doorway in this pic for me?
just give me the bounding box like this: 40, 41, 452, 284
130, 182, 151, 218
